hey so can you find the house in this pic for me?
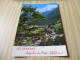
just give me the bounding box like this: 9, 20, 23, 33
34, 25, 43, 27
35, 40, 41, 46
22, 40, 27, 46
40, 33, 49, 40
52, 32, 56, 35
51, 32, 56, 37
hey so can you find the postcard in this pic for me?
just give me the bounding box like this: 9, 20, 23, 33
12, 3, 68, 57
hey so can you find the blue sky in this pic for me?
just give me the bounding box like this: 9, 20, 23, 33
22, 3, 58, 13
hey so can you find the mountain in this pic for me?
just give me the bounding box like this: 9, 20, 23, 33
34, 7, 60, 25
42, 8, 55, 16
45, 7, 60, 19
42, 10, 51, 16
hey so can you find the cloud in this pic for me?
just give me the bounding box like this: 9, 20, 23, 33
36, 5, 57, 13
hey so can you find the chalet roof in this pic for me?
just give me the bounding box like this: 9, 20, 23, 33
40, 35, 49, 38
52, 32, 56, 35
36, 40, 41, 42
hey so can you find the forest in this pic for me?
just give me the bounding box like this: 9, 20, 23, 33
14, 5, 65, 46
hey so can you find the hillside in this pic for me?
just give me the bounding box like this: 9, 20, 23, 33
31, 7, 60, 25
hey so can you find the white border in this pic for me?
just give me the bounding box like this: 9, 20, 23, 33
12, 45, 67, 56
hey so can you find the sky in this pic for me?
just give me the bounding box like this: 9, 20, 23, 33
22, 3, 58, 13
